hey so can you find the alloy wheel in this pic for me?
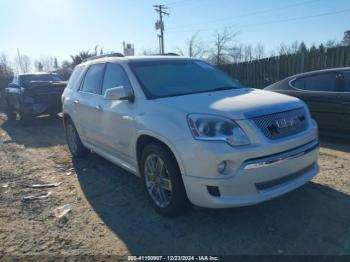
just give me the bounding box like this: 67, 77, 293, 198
144, 154, 173, 208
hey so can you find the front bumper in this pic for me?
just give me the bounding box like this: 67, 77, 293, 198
176, 119, 319, 208
182, 140, 318, 208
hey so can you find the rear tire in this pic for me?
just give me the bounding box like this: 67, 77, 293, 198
65, 119, 89, 158
19, 111, 31, 126
140, 143, 190, 217
5, 105, 16, 120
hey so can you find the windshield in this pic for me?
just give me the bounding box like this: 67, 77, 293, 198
20, 74, 62, 83
130, 60, 242, 99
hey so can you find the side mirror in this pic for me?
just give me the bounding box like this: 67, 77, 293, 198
104, 86, 134, 102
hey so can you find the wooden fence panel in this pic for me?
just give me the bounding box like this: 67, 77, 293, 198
220, 45, 350, 89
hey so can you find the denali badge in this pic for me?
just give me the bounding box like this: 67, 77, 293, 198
275, 116, 301, 129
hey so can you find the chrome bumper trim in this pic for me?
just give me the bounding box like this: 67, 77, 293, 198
242, 140, 319, 170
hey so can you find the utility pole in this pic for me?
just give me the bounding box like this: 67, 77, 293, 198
17, 48, 23, 74
158, 34, 162, 54
154, 4, 169, 54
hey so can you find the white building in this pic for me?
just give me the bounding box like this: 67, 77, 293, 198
123, 42, 135, 56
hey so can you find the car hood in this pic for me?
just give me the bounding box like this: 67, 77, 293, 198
154, 88, 304, 119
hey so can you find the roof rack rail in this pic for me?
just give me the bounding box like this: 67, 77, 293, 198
83, 53, 124, 62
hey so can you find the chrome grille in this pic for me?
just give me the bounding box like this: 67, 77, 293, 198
253, 108, 308, 140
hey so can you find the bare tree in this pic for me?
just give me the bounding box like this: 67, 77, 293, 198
243, 45, 253, 62
0, 54, 12, 74
15, 54, 32, 73
186, 33, 206, 58
325, 40, 340, 48
94, 45, 104, 55
34, 61, 44, 72
54, 57, 59, 70
343, 31, 350, 46
254, 42, 265, 60
298, 42, 308, 54
175, 33, 207, 58
55, 60, 73, 80
44, 57, 55, 71
139, 48, 159, 55
269, 50, 277, 57
309, 44, 317, 53
319, 43, 326, 53
278, 43, 290, 56
290, 41, 299, 54
228, 44, 244, 63
33, 57, 56, 72
174, 47, 185, 56
211, 28, 238, 65
0, 54, 14, 102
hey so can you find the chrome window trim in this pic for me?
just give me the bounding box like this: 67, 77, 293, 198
288, 72, 344, 93
242, 139, 319, 170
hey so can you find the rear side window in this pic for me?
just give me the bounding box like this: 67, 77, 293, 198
342, 71, 350, 92
66, 66, 84, 90
102, 63, 132, 95
301, 73, 337, 92
81, 63, 105, 94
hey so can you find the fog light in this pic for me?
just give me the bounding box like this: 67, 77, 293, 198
217, 161, 227, 174
207, 186, 220, 197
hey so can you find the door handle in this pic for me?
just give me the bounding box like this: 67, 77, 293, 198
74, 100, 80, 105
95, 105, 102, 111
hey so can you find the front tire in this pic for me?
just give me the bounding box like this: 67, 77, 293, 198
65, 119, 89, 158
141, 143, 190, 217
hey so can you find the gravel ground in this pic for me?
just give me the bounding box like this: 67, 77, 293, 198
0, 113, 350, 258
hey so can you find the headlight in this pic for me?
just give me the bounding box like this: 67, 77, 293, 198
187, 114, 250, 146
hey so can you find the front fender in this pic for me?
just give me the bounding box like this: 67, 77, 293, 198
135, 129, 187, 176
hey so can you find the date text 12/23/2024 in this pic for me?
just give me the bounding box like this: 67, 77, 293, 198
127, 256, 219, 261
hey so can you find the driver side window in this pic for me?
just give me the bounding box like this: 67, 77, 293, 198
102, 63, 132, 95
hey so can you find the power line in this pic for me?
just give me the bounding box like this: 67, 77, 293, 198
167, 8, 350, 34
165, 0, 195, 6
167, 0, 321, 30
154, 4, 170, 54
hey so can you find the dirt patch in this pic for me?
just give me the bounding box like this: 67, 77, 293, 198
1, 113, 350, 257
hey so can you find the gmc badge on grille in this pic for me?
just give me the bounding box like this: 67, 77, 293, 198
275, 116, 301, 129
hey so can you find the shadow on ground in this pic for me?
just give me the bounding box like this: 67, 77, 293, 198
0, 115, 65, 148
73, 154, 350, 255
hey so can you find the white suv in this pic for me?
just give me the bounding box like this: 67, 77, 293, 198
62, 54, 319, 216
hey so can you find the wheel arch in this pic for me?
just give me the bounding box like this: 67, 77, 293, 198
135, 132, 185, 176
62, 112, 74, 129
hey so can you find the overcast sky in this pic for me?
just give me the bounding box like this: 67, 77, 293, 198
0, 0, 349, 63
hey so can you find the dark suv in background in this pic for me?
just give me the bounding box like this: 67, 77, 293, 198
265, 68, 350, 133
5, 72, 67, 124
